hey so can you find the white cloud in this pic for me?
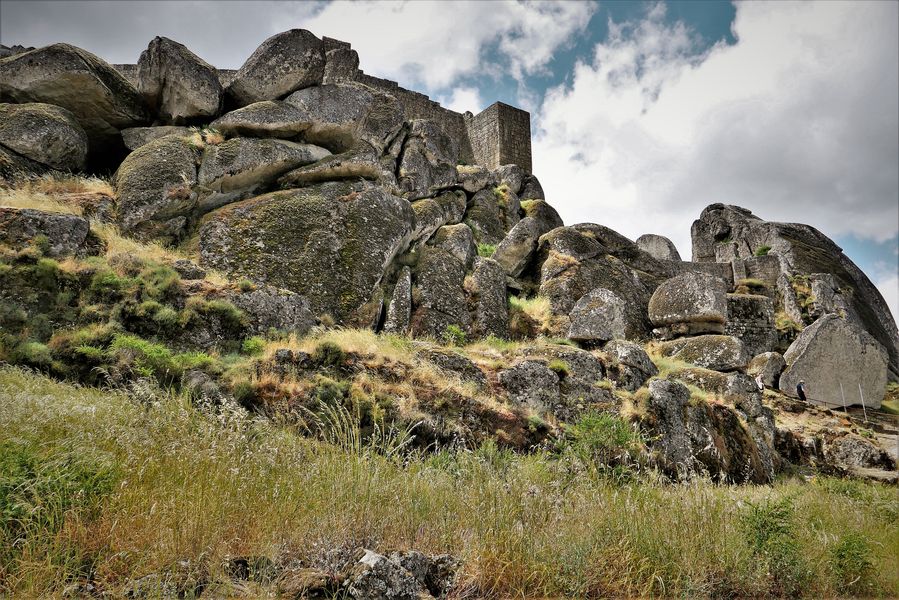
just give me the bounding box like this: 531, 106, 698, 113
876, 274, 898, 323
301, 0, 596, 91
438, 86, 483, 115
533, 1, 899, 261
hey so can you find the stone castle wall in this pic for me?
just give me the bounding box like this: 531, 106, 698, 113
112, 35, 532, 172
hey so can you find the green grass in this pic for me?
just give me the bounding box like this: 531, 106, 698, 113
477, 243, 496, 258
1, 366, 897, 598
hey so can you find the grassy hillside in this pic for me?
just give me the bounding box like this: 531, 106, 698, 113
2, 367, 897, 598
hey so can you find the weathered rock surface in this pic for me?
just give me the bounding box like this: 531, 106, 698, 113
518, 173, 544, 200
468, 257, 509, 339
636, 234, 681, 261
428, 224, 476, 269
226, 29, 325, 106
724, 293, 777, 357
642, 378, 773, 483
286, 82, 404, 153
196, 137, 330, 209
522, 344, 610, 419
383, 266, 412, 334
456, 165, 498, 194
492, 217, 542, 278
226, 285, 316, 336
410, 247, 470, 338
464, 189, 507, 245
0, 103, 88, 171
0, 43, 149, 163
825, 435, 895, 471
210, 101, 306, 138
410, 191, 466, 243
419, 348, 486, 387
121, 125, 190, 150
496, 164, 525, 195
115, 134, 199, 238
199, 181, 414, 322
137, 36, 222, 124
0, 207, 104, 257
603, 339, 658, 391
568, 288, 645, 344
648, 272, 728, 337
779, 314, 888, 408
692, 203, 899, 381
278, 142, 385, 187
520, 199, 564, 234
655, 335, 749, 372
397, 119, 459, 200
345, 549, 426, 600
322, 46, 360, 84
499, 361, 560, 412
748, 352, 786, 388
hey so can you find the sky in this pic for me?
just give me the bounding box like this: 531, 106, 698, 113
2, 0, 897, 320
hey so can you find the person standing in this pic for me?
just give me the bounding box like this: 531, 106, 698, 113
796, 380, 806, 401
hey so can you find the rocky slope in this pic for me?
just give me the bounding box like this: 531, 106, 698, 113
1, 29, 897, 491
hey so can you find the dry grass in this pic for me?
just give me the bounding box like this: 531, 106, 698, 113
2, 366, 896, 598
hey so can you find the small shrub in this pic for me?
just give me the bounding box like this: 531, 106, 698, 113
238, 279, 256, 292
477, 243, 496, 258
754, 245, 772, 256
89, 269, 135, 302
562, 411, 643, 477
139, 264, 181, 301
241, 336, 265, 356
152, 306, 180, 330
108, 334, 217, 385
31, 234, 51, 255
312, 340, 346, 368
442, 324, 467, 347
10, 341, 53, 368
741, 496, 807, 594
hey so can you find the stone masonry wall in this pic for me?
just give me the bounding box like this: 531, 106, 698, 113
725, 293, 777, 357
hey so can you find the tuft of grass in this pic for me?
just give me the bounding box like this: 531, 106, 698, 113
754, 245, 772, 257
442, 324, 467, 347
547, 359, 569, 377
241, 336, 265, 356
477, 243, 496, 258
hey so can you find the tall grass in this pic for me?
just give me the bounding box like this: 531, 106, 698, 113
1, 366, 897, 598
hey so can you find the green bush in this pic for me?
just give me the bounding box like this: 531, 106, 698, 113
562, 411, 643, 477
108, 334, 217, 385
442, 324, 467, 347
10, 341, 53, 369
241, 336, 265, 356
139, 265, 181, 301
547, 359, 570, 377
754, 245, 772, 256
312, 340, 346, 368
88, 269, 136, 302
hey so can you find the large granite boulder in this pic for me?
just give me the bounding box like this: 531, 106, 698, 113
383, 266, 412, 334
567, 287, 647, 345
428, 223, 476, 269
648, 272, 728, 337
115, 134, 200, 239
322, 46, 360, 84
137, 36, 222, 124
655, 335, 749, 372
692, 203, 899, 381
199, 181, 414, 323
464, 189, 506, 245
121, 125, 190, 150
518, 173, 544, 200
210, 101, 308, 138
492, 217, 542, 277
397, 119, 459, 200
521, 344, 610, 419
196, 137, 330, 211
779, 314, 888, 409
0, 44, 148, 163
603, 339, 658, 392
468, 257, 509, 339
636, 234, 681, 261
0, 103, 88, 171
225, 285, 316, 336
409, 246, 470, 339
285, 82, 404, 154
496, 164, 525, 195
278, 142, 385, 187
0, 207, 104, 257
409, 191, 466, 243
520, 199, 564, 233
226, 29, 325, 106
456, 165, 498, 194
724, 293, 777, 357
499, 360, 560, 412
642, 379, 773, 483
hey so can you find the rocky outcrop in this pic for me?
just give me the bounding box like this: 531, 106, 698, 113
692, 203, 899, 381
568, 288, 646, 345
397, 119, 459, 200
383, 266, 412, 334
724, 293, 777, 357
410, 247, 470, 338
636, 234, 681, 261
428, 224, 476, 269
0, 103, 88, 171
225, 285, 316, 336
467, 257, 509, 339
199, 180, 414, 323
648, 272, 728, 338
136, 36, 222, 124
499, 361, 560, 412
210, 101, 308, 138
603, 339, 658, 391
226, 29, 325, 106
121, 125, 190, 150
779, 314, 888, 408
655, 335, 749, 372
0, 43, 149, 165
0, 207, 104, 257
114, 134, 200, 239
